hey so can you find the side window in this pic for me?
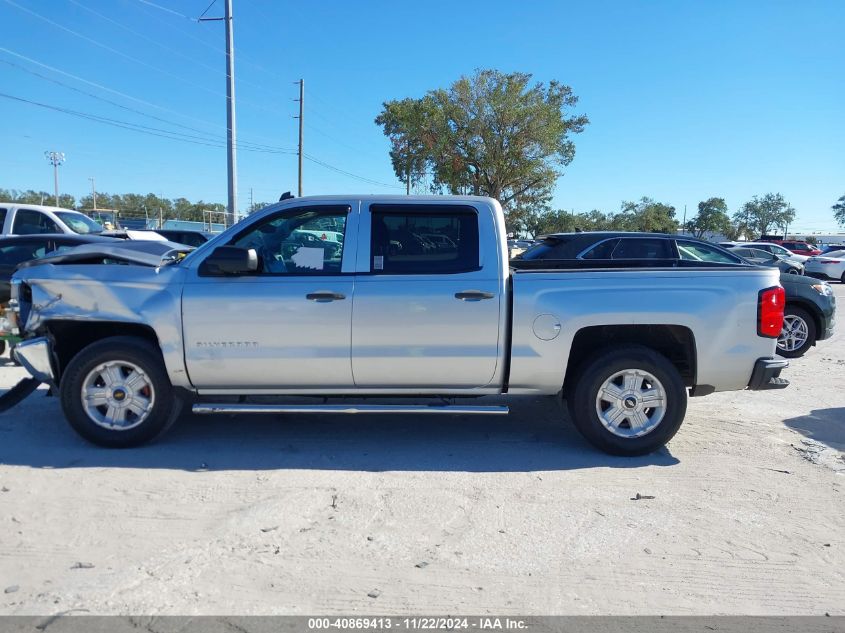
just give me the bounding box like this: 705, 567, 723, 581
12, 210, 60, 235
370, 206, 479, 274
231, 206, 348, 275
611, 238, 672, 259
0, 240, 47, 266
0, 208, 7, 230
677, 240, 741, 263
581, 239, 620, 259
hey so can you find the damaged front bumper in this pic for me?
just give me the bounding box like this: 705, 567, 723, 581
13, 337, 55, 384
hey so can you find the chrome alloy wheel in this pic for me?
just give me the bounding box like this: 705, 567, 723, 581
778, 315, 809, 353
595, 369, 667, 438
80, 360, 155, 430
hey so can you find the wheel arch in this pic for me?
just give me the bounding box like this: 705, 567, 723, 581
563, 324, 696, 393
42, 320, 162, 382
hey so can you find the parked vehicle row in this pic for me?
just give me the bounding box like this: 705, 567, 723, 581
5, 196, 789, 457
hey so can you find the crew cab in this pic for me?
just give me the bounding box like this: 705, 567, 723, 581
8, 196, 789, 455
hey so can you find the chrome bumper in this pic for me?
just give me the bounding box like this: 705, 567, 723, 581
14, 337, 56, 384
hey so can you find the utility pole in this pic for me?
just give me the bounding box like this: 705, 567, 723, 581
249, 187, 254, 213
295, 79, 304, 197
89, 177, 97, 210
200, 0, 238, 226
406, 139, 411, 195
44, 151, 65, 206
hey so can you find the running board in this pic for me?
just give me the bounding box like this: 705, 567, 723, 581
192, 403, 510, 415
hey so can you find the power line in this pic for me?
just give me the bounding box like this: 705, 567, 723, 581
3, 92, 400, 189
0, 49, 294, 152
2, 0, 226, 100
133, 0, 194, 20
304, 153, 402, 189
66, 0, 279, 95
0, 92, 295, 154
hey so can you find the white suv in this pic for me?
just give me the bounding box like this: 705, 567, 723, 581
0, 203, 104, 236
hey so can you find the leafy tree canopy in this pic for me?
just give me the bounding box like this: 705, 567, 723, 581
732, 193, 795, 239
686, 197, 732, 238
376, 69, 588, 233
833, 193, 845, 228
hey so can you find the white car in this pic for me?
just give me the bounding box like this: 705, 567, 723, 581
804, 250, 845, 283
720, 241, 808, 264
0, 203, 104, 236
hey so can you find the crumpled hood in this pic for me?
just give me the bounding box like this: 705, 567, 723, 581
17, 239, 192, 269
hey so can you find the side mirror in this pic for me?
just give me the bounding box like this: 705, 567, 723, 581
200, 246, 258, 276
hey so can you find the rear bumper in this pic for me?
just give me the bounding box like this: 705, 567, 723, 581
747, 357, 789, 390
13, 337, 56, 384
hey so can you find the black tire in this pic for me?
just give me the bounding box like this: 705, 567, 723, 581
0, 339, 6, 356
59, 336, 182, 447
567, 345, 687, 456
841, 271, 845, 284
777, 306, 816, 358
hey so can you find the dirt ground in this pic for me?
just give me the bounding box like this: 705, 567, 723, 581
0, 285, 842, 616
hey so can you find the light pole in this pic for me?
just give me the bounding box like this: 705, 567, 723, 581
45, 151, 65, 206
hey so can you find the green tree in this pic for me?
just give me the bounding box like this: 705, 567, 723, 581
613, 198, 678, 233
733, 193, 795, 239
686, 197, 731, 238
833, 193, 845, 228
376, 69, 588, 232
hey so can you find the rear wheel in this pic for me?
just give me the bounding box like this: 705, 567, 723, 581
567, 345, 687, 456
777, 306, 816, 358
60, 336, 182, 447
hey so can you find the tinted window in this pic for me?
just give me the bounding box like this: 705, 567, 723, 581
370, 206, 479, 274
0, 208, 7, 229
581, 239, 620, 259
0, 240, 48, 266
677, 240, 741, 263
231, 206, 347, 275
611, 238, 672, 259
12, 210, 60, 235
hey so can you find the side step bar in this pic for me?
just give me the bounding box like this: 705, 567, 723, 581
192, 403, 509, 416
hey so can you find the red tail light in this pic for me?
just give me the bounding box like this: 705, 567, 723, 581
758, 286, 785, 338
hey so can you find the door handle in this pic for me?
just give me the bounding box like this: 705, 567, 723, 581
306, 292, 346, 302
454, 291, 495, 301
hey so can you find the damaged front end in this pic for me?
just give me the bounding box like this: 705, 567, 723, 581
0, 280, 53, 412
0, 241, 193, 412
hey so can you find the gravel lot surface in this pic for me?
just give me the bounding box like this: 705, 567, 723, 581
0, 284, 842, 615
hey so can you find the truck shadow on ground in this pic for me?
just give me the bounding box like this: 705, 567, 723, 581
0, 391, 679, 472
784, 407, 845, 450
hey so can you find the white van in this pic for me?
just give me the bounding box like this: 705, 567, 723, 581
0, 203, 104, 236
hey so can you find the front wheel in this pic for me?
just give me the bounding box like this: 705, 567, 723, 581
567, 345, 687, 456
60, 336, 182, 447
777, 306, 816, 358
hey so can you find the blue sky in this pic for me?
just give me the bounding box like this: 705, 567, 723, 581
1, 0, 843, 231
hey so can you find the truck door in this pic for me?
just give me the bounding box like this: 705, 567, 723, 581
182, 203, 357, 389
351, 203, 502, 388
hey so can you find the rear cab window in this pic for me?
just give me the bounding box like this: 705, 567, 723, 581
369, 205, 479, 274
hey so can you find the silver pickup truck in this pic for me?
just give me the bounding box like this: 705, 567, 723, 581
8, 195, 789, 455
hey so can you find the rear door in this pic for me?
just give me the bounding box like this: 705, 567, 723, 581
350, 203, 502, 388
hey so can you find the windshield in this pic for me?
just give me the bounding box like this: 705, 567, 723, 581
55, 211, 104, 235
